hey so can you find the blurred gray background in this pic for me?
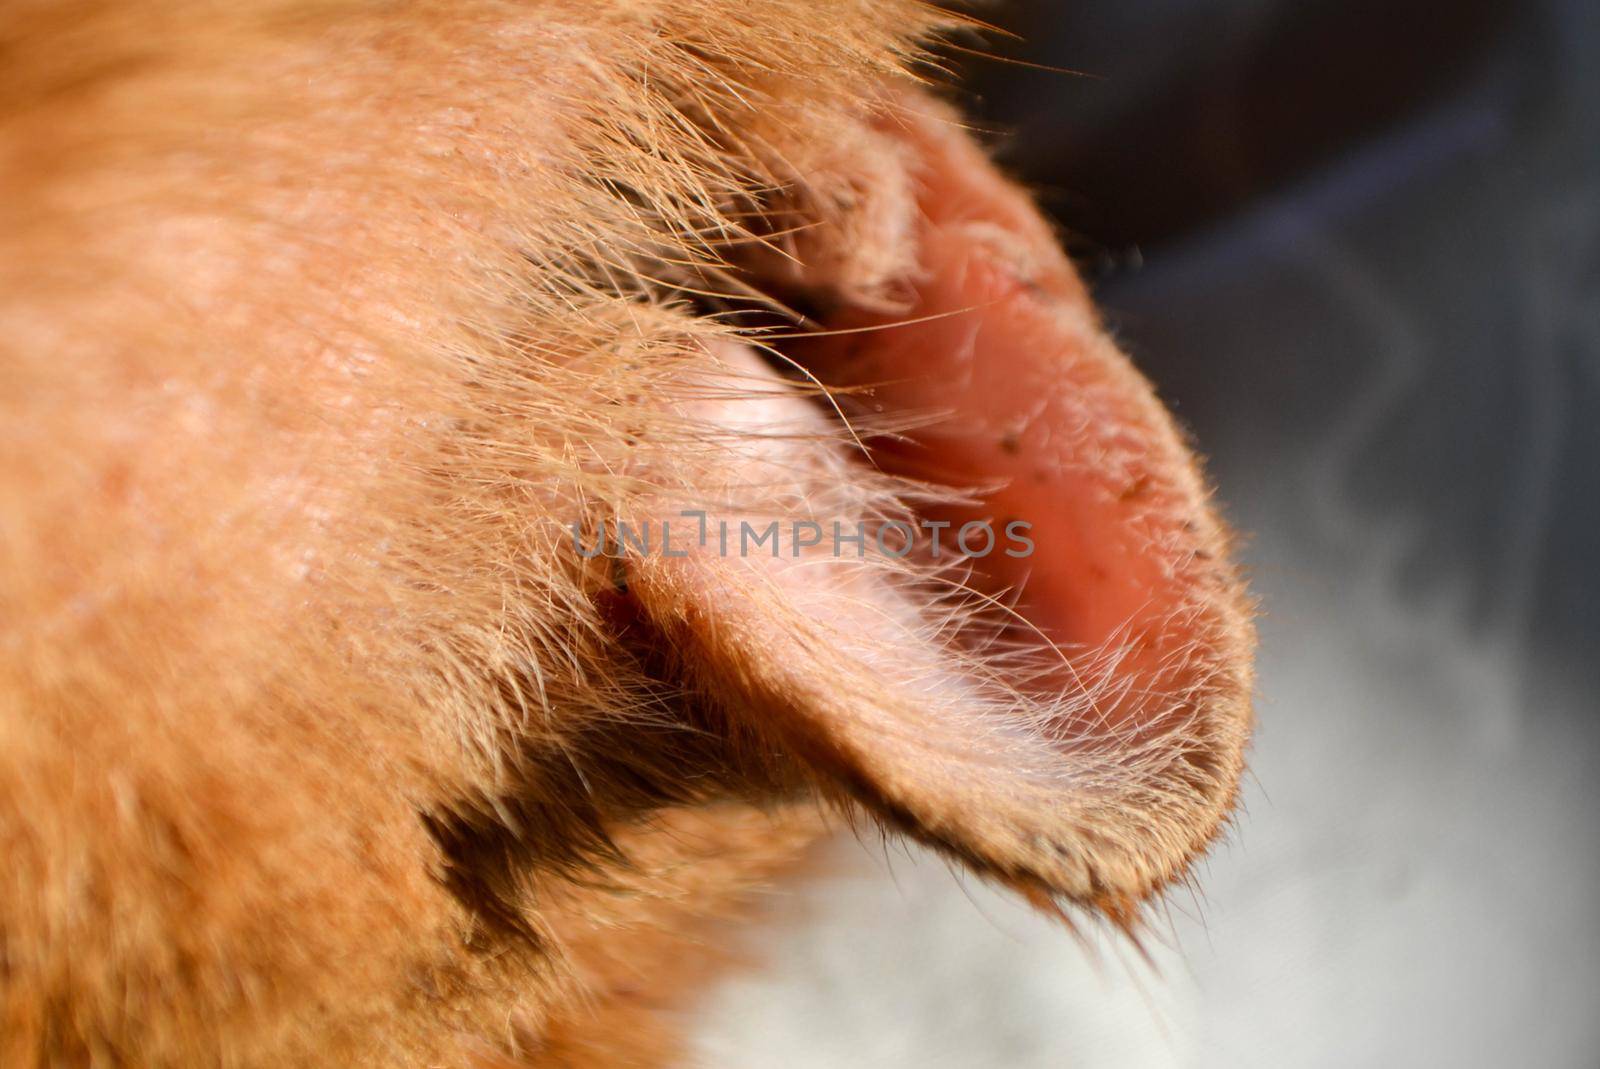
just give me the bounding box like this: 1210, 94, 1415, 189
693, 2, 1600, 1065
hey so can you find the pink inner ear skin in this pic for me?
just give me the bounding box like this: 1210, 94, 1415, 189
792, 104, 1252, 743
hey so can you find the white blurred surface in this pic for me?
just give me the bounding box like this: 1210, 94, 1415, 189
691, 539, 1600, 1066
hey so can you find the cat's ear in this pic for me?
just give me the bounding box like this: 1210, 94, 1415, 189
627, 98, 1253, 919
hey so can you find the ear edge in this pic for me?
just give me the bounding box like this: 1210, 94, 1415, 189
626, 539, 1255, 921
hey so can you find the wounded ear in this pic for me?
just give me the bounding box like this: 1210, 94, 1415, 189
628, 95, 1253, 923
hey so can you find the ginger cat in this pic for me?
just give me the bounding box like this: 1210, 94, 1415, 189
0, 2, 1253, 1064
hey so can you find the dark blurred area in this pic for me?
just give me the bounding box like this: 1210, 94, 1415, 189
961, 0, 1598, 689
956, 1, 1600, 1062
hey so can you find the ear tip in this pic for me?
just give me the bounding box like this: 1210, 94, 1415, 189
960, 657, 1258, 923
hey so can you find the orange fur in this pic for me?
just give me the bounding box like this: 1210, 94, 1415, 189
0, 1, 1254, 1064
